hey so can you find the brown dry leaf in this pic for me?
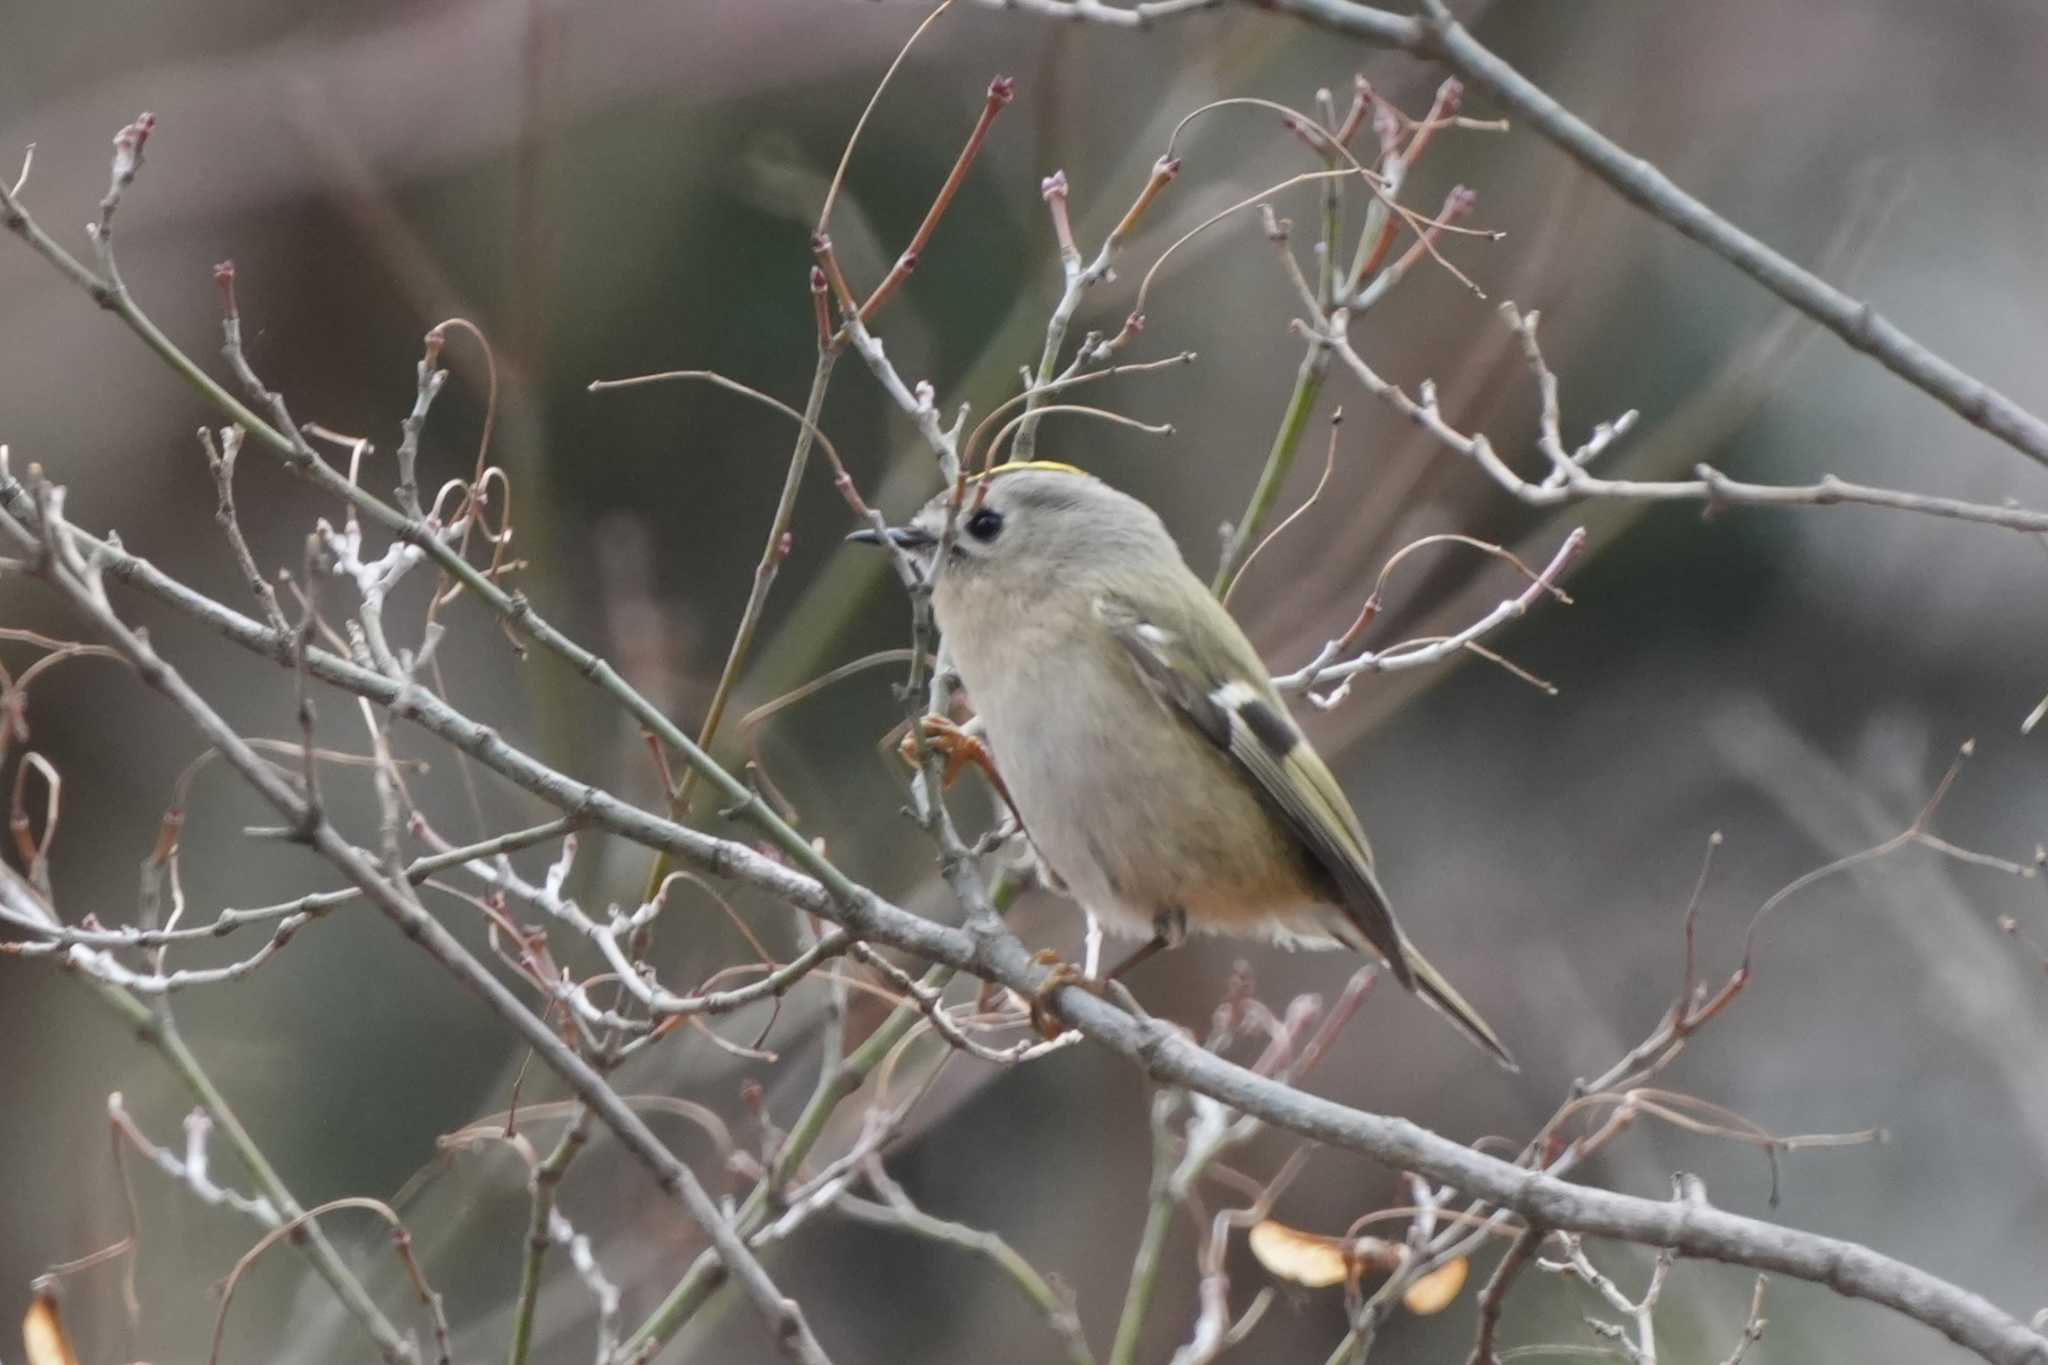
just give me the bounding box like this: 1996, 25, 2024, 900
23, 1287, 81, 1365
1248, 1219, 1350, 1289
1403, 1255, 1469, 1315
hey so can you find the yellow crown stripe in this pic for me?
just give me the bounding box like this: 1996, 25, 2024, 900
980, 459, 1089, 480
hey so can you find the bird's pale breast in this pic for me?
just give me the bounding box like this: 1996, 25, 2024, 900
947, 601, 1338, 945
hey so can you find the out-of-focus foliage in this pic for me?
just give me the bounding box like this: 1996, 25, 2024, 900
4, 2, 2047, 1361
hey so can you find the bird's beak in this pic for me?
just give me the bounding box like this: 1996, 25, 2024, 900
846, 524, 936, 550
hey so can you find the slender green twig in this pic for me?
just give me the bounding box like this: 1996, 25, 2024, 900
58, 964, 417, 1361
3, 160, 863, 918
771, 915, 853, 1195
1212, 346, 1328, 596
1211, 81, 1484, 598
1314, 87, 1344, 312
3, 162, 880, 922
619, 867, 1025, 1361
633, 347, 838, 905
618, 963, 960, 1360
1108, 1092, 1182, 1365
5, 726, 402, 1361
839, 1161, 1095, 1365
506, 1108, 596, 1365
1209, 109, 1348, 597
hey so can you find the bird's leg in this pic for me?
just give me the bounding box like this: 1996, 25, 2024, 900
1105, 907, 1187, 984
1029, 908, 1186, 1040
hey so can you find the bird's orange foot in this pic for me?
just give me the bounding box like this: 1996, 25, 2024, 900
897, 714, 1000, 793
1028, 949, 1107, 1041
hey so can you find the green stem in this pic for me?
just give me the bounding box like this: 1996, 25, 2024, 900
619, 872, 1023, 1362
1316, 138, 1342, 312
1211, 342, 1329, 597
83, 980, 415, 1362
838, 1188, 1095, 1365
618, 967, 955, 1361
656, 347, 839, 852
1345, 195, 1390, 303
1211, 109, 1363, 601
771, 920, 852, 1196
7, 179, 810, 884
1106, 1110, 1180, 1365
505, 1108, 594, 1365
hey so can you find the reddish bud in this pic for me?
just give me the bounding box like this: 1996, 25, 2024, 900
122, 111, 157, 155
988, 75, 1016, 104
211, 259, 238, 319
110, 112, 157, 186
809, 265, 827, 294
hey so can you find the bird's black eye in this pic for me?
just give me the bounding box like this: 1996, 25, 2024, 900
965, 507, 1004, 542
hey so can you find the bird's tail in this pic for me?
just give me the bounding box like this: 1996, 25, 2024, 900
1398, 934, 1518, 1072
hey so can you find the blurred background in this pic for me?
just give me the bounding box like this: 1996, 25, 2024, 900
5, 1, 2048, 1361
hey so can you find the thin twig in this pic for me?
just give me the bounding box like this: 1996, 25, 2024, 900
987, 0, 2048, 471
4, 495, 837, 1365
10, 483, 2047, 1365
0, 864, 416, 1363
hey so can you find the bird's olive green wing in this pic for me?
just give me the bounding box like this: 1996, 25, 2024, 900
1094, 593, 1413, 989
1095, 591, 1517, 1070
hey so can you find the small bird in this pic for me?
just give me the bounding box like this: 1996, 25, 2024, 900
850, 461, 1515, 1069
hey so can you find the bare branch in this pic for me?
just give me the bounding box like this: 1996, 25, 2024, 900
0, 492, 836, 1365
1323, 308, 2048, 535
7, 480, 2043, 1365
991, 0, 2048, 472
0, 863, 416, 1362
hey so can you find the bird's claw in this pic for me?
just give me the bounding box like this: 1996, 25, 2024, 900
898, 714, 998, 792
1028, 951, 1106, 1041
